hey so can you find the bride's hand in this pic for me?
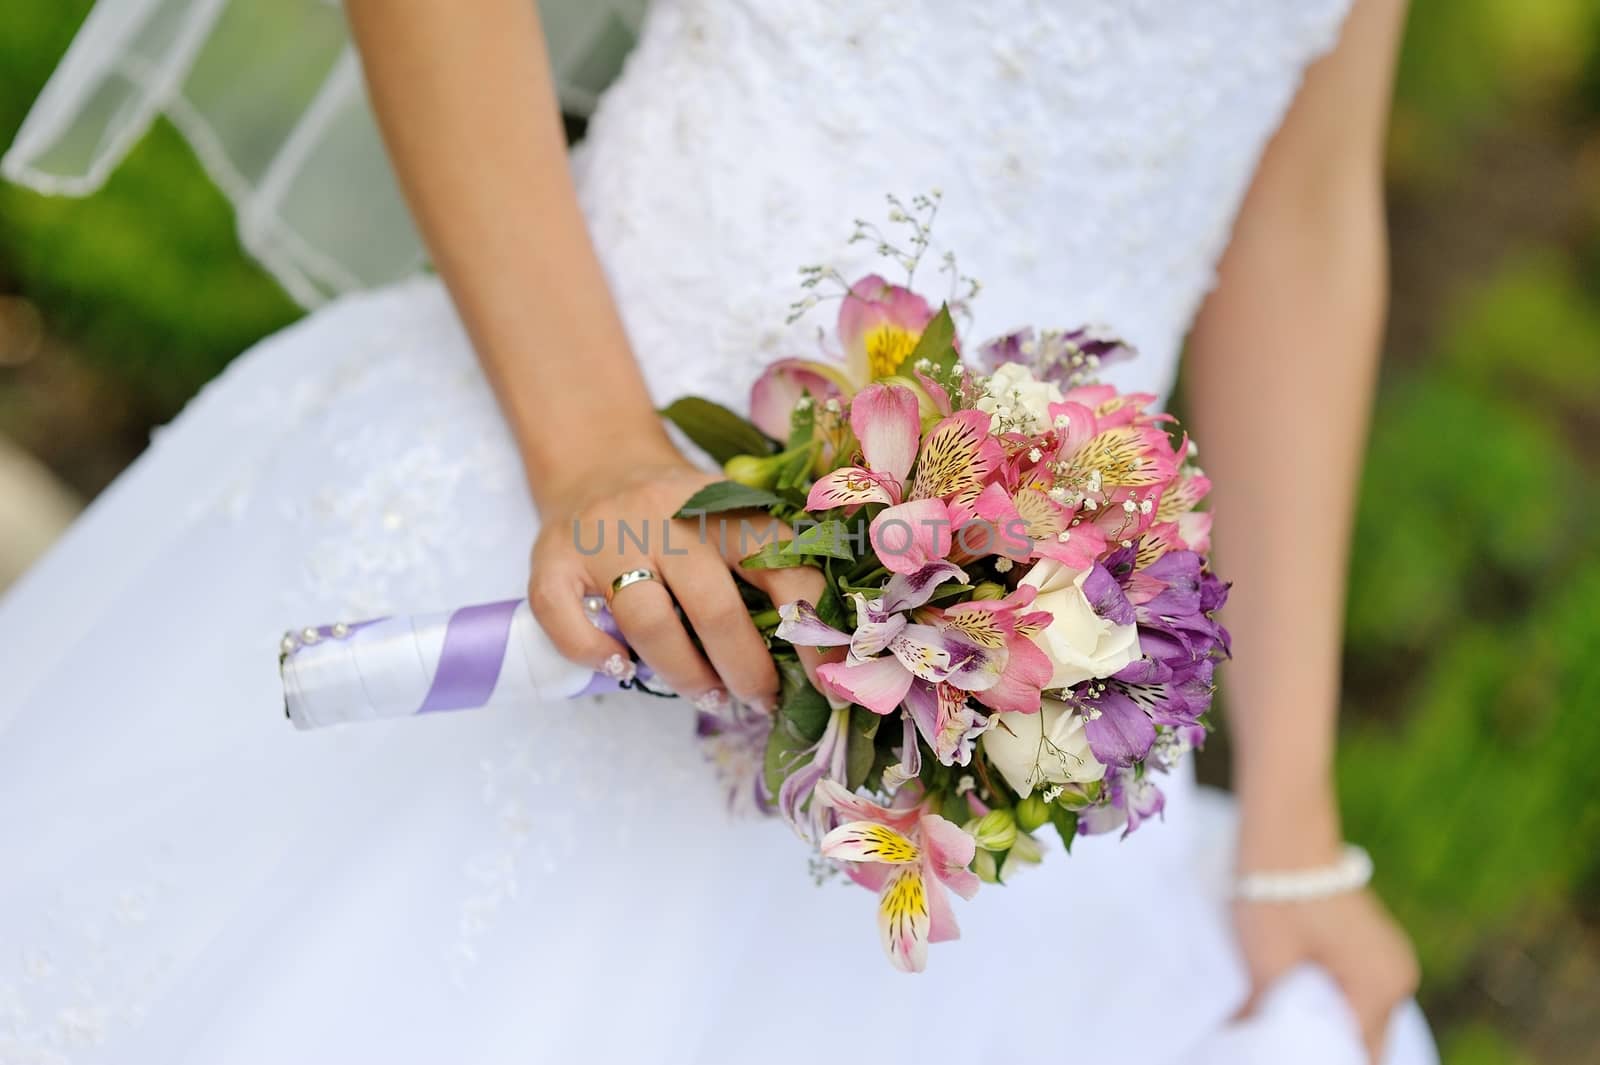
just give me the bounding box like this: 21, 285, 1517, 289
1233, 846, 1420, 1064
527, 443, 826, 710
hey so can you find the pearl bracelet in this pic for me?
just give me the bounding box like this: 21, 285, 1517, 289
1233, 844, 1373, 903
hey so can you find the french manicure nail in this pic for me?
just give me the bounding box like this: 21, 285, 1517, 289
692, 688, 730, 714
601, 653, 636, 683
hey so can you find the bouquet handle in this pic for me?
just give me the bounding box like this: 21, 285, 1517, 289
279, 598, 649, 730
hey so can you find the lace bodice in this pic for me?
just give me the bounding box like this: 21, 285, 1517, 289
575, 0, 1351, 411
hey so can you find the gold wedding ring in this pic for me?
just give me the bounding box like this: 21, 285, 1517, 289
607, 567, 660, 601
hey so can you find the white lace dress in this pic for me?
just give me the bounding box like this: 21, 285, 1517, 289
0, 2, 1438, 1063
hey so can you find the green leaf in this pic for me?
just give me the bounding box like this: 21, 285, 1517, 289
673, 480, 783, 518
939, 790, 970, 825
660, 397, 775, 465
762, 666, 833, 800
1047, 802, 1079, 853
816, 583, 851, 632
763, 715, 817, 801
787, 390, 817, 449
784, 520, 859, 561
864, 739, 899, 794
740, 542, 820, 571
774, 444, 816, 492
907, 304, 959, 374
739, 520, 859, 569
845, 706, 882, 790
778, 657, 831, 741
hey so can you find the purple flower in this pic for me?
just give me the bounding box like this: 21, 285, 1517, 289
975, 326, 1136, 388
696, 697, 775, 816
775, 705, 852, 842
1075, 543, 1230, 767
1078, 766, 1166, 839
1081, 561, 1135, 625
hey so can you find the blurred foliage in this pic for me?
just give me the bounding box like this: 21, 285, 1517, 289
1390, 0, 1597, 177
0, 0, 297, 420
3, 0, 1600, 1061
1344, 4, 1600, 1059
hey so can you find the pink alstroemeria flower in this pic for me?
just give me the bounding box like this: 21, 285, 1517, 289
873, 409, 1004, 575
1151, 436, 1213, 555
747, 275, 936, 439
893, 586, 1054, 767
1060, 384, 1162, 430
774, 562, 1006, 715
953, 390, 1183, 568
749, 358, 846, 440
964, 479, 1108, 570
806, 383, 922, 511
930, 586, 1055, 715
901, 680, 990, 767
807, 392, 1001, 577
814, 779, 980, 972
943, 399, 1106, 569
838, 274, 936, 384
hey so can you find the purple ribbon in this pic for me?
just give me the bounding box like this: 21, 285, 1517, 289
416, 599, 522, 714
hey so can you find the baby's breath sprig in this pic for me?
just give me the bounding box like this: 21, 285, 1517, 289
788, 189, 986, 329
807, 853, 844, 885
850, 190, 941, 287
938, 249, 982, 322
786, 263, 857, 325
910, 352, 966, 401
1025, 720, 1101, 797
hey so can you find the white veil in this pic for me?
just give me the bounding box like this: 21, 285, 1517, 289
2, 0, 648, 307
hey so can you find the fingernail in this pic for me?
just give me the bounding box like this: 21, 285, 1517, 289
692, 688, 730, 714
601, 653, 636, 683
747, 694, 777, 715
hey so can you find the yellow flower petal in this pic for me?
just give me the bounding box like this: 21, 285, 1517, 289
878, 866, 931, 972
866, 326, 919, 379
820, 821, 921, 864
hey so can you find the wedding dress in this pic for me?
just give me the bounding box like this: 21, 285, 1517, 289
0, 2, 1439, 1063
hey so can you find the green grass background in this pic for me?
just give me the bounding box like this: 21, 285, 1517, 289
2, 2, 1598, 1061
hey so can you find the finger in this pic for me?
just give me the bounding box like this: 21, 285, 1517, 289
1326, 958, 1403, 1065
1332, 911, 1418, 1064
659, 543, 779, 710
528, 560, 629, 675
720, 516, 846, 697
602, 565, 723, 700
1229, 908, 1299, 1020
1363, 1024, 1384, 1065
1357, 996, 1396, 1065
755, 563, 849, 699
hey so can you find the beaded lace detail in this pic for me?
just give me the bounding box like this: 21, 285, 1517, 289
575, 0, 1351, 414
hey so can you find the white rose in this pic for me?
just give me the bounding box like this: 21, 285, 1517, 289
976, 361, 1063, 432
982, 699, 1106, 798
1021, 558, 1142, 689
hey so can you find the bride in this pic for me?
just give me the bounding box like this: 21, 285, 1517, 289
1, 0, 1438, 1062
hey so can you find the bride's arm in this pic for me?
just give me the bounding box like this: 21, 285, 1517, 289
1185, 0, 1416, 1057
344, 0, 668, 508
344, 1, 822, 709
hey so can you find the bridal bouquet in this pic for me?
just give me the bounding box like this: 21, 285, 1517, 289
280, 197, 1229, 973
663, 200, 1231, 972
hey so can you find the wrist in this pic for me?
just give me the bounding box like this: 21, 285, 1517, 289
523, 423, 682, 514
1234, 774, 1344, 872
